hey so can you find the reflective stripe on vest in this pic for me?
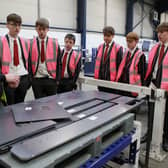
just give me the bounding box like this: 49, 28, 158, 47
161, 50, 168, 92
30, 37, 58, 78
20, 38, 29, 69
94, 43, 121, 81
0, 36, 29, 74
130, 50, 143, 96
69, 51, 81, 76
145, 43, 160, 80
116, 49, 129, 82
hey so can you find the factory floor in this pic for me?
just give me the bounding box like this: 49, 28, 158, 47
25, 84, 168, 168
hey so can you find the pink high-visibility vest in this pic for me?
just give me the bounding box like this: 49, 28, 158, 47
69, 50, 81, 76
145, 43, 168, 92
116, 49, 143, 96
30, 37, 58, 79
0, 36, 29, 74
145, 43, 160, 80
94, 43, 121, 81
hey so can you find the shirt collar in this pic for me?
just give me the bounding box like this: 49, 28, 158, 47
105, 40, 113, 47
8, 34, 18, 41
160, 42, 168, 48
130, 46, 137, 56
38, 36, 47, 42
64, 48, 72, 54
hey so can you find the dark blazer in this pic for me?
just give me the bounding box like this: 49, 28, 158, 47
0, 74, 5, 98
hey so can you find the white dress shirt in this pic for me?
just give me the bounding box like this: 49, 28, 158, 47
35, 36, 52, 78
8, 34, 28, 76
62, 49, 72, 78
130, 46, 138, 58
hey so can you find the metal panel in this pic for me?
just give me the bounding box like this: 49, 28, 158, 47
111, 96, 134, 104
11, 104, 134, 161
12, 100, 72, 123
56, 91, 121, 108
0, 110, 56, 152
0, 113, 134, 168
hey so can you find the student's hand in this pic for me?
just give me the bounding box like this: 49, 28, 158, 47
8, 82, 20, 88
5, 74, 20, 88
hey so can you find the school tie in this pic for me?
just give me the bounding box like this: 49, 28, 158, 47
126, 52, 131, 67
61, 52, 68, 78
13, 39, 19, 66
41, 40, 45, 63
158, 44, 165, 65
103, 44, 109, 63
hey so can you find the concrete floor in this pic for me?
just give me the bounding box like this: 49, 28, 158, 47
24, 84, 168, 168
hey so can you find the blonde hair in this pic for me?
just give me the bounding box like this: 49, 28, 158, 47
126, 32, 139, 42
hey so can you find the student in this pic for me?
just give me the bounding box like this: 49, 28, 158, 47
57, 34, 81, 93
0, 13, 30, 105
116, 32, 146, 96
29, 18, 61, 98
145, 22, 168, 151
94, 26, 123, 93
0, 74, 20, 105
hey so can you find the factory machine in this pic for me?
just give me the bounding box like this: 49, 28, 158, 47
0, 89, 143, 168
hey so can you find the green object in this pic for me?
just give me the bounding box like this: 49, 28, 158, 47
0, 88, 7, 104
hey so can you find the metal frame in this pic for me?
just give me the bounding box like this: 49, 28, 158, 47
80, 121, 141, 168
149, 89, 167, 161
0, 113, 134, 168
78, 76, 167, 166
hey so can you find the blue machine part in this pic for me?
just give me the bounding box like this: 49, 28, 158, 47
91, 48, 97, 62
80, 129, 136, 168
84, 48, 97, 76
142, 40, 150, 52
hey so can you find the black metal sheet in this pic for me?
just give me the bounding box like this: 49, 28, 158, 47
54, 91, 121, 108
111, 96, 134, 104
11, 103, 134, 161
73, 102, 115, 120
0, 110, 56, 152
12, 99, 72, 123
29, 91, 120, 109
66, 99, 104, 114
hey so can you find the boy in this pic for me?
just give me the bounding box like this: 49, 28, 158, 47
145, 22, 168, 151
57, 34, 81, 93
94, 26, 123, 93
116, 32, 146, 96
29, 18, 61, 98
0, 13, 30, 105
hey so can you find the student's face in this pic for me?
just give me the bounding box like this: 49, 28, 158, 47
158, 31, 168, 44
103, 34, 114, 44
64, 38, 75, 51
6, 22, 21, 38
127, 40, 137, 50
36, 26, 48, 39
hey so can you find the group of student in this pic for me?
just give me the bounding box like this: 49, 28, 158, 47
1, 13, 168, 151
94, 24, 168, 152
0, 13, 81, 106
95, 26, 146, 96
